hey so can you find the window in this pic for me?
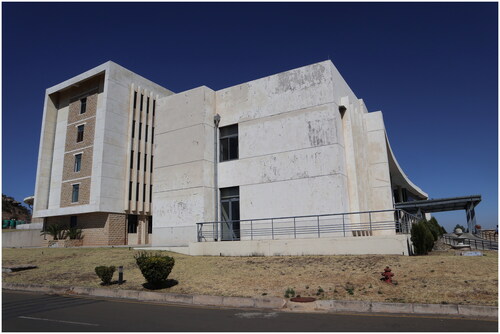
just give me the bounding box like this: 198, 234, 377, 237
140, 94, 143, 111
150, 156, 153, 173
137, 151, 140, 170
145, 125, 148, 142
139, 122, 142, 140
76, 125, 84, 142
128, 215, 138, 234
150, 184, 153, 203
74, 154, 82, 172
144, 154, 147, 172
220, 124, 238, 162
133, 91, 137, 109
153, 100, 156, 117
136, 182, 140, 202
129, 181, 133, 201
80, 97, 87, 114
146, 97, 150, 114
71, 184, 80, 203
143, 184, 146, 203
130, 150, 134, 169
132, 120, 135, 138
70, 216, 77, 228
151, 127, 155, 144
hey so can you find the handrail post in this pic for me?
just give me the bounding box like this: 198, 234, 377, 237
293, 217, 296, 239
317, 216, 320, 238
369, 212, 372, 233
250, 220, 253, 240
342, 214, 345, 237
197, 224, 200, 242
271, 219, 274, 240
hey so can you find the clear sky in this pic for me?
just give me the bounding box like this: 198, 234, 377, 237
2, 2, 498, 232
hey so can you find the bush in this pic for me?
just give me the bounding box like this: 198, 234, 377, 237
40, 224, 67, 240
134, 252, 175, 285
95, 266, 115, 285
424, 217, 442, 241
67, 227, 83, 240
411, 220, 434, 255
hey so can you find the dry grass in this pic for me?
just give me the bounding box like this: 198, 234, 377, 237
2, 246, 497, 306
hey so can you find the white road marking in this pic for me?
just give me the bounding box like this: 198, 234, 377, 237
234, 312, 278, 319
18, 316, 99, 326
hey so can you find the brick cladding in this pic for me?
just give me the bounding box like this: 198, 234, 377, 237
64, 117, 96, 152
43, 213, 127, 246
62, 146, 93, 181
67, 92, 98, 125
60, 178, 91, 207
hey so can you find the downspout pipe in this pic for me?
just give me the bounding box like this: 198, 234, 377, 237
214, 114, 221, 241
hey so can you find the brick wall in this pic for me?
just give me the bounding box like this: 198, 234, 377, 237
67, 91, 98, 124
62, 146, 93, 181
43, 212, 127, 246
60, 178, 91, 207
64, 117, 96, 152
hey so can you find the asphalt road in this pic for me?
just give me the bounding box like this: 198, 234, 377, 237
2, 291, 497, 332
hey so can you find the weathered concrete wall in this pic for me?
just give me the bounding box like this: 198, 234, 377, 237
189, 234, 412, 256
152, 86, 216, 246
217, 61, 349, 223
2, 230, 43, 248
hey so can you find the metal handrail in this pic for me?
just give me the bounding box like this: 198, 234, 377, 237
197, 209, 419, 242
442, 235, 498, 251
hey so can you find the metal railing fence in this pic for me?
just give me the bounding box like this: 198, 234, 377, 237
442, 235, 498, 251
196, 209, 419, 242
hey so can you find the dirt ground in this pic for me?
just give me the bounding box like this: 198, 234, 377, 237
2, 244, 497, 306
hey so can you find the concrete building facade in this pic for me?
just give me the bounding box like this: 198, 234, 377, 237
33, 60, 427, 253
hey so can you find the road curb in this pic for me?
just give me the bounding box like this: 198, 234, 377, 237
3, 283, 497, 319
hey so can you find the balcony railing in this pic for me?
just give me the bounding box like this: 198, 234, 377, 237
196, 209, 419, 242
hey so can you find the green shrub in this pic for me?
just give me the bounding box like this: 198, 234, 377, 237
411, 220, 435, 255
134, 252, 175, 285
95, 266, 115, 285
40, 224, 67, 240
67, 227, 83, 240
284, 287, 295, 298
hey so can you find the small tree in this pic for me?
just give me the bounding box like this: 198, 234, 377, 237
411, 220, 434, 255
95, 266, 115, 285
454, 224, 467, 233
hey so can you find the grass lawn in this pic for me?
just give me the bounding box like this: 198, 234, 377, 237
2, 245, 497, 306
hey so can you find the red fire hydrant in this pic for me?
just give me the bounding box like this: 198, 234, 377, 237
381, 266, 394, 284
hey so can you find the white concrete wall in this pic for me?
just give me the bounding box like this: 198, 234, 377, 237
152, 86, 216, 246
2, 230, 43, 248
189, 234, 412, 256
217, 61, 350, 228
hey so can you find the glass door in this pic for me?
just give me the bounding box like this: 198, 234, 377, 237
220, 187, 240, 241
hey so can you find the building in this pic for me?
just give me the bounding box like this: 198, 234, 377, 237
32, 60, 427, 254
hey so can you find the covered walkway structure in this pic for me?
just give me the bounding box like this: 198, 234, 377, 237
395, 195, 482, 233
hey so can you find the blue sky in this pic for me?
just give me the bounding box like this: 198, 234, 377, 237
2, 2, 497, 232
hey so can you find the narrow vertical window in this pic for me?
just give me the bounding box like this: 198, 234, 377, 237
136, 182, 140, 202
145, 125, 148, 142
80, 97, 87, 114
143, 184, 146, 203
140, 94, 144, 111
152, 127, 155, 144
150, 156, 153, 173
146, 97, 150, 114
76, 125, 85, 142
133, 91, 137, 109
132, 120, 135, 138
74, 154, 82, 172
144, 154, 147, 172
130, 150, 134, 169
153, 100, 156, 118
129, 181, 133, 200
137, 152, 141, 170
150, 185, 153, 203
139, 123, 142, 140
219, 124, 238, 162
71, 184, 80, 203
148, 217, 153, 233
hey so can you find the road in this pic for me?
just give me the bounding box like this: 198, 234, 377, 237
2, 291, 497, 332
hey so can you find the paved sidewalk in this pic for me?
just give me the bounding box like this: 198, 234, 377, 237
3, 283, 497, 319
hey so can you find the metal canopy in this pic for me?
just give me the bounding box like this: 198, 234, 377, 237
395, 195, 482, 233
395, 195, 481, 214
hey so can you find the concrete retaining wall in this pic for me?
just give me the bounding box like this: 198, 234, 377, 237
189, 234, 411, 256
2, 229, 43, 248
